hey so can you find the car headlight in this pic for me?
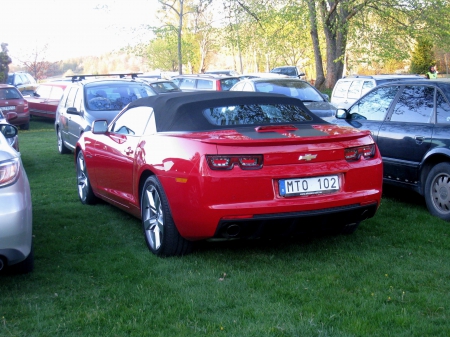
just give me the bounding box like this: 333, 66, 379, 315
0, 158, 20, 187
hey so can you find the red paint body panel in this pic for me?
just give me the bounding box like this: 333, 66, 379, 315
79, 124, 383, 240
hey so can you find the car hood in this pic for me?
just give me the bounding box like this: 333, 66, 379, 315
302, 101, 336, 118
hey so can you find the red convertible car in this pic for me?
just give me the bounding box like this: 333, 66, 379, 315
75, 92, 383, 256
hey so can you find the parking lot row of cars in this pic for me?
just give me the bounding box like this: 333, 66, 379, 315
2, 69, 450, 271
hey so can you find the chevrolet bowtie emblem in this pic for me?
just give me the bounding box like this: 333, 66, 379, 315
299, 154, 317, 161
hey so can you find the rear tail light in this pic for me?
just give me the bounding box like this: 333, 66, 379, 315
23, 100, 29, 112
0, 158, 20, 186
206, 155, 263, 170
344, 144, 376, 161
216, 80, 222, 91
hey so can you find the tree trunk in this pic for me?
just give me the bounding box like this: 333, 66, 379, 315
307, 0, 325, 89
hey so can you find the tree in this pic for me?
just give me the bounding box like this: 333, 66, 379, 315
19, 44, 57, 81
0, 43, 12, 84
410, 38, 435, 75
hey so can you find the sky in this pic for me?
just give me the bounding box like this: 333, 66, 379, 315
1, 0, 159, 64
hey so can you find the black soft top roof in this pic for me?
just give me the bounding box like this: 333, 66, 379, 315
125, 91, 324, 132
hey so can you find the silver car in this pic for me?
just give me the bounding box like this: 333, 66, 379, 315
0, 123, 33, 274
230, 78, 336, 118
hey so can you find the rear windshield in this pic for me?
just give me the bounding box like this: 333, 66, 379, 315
0, 88, 21, 100
219, 78, 240, 91
203, 104, 313, 126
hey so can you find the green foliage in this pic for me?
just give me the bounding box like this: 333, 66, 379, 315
410, 38, 435, 75
0, 51, 12, 83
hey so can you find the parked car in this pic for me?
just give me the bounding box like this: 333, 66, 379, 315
0, 84, 30, 130
204, 70, 240, 76
7, 72, 38, 96
139, 79, 182, 94
0, 123, 33, 274
55, 74, 157, 154
26, 81, 68, 119
270, 66, 306, 79
0, 111, 19, 151
331, 74, 425, 109
334, 78, 450, 221
239, 72, 289, 80
230, 78, 336, 118
171, 74, 241, 92
75, 91, 383, 257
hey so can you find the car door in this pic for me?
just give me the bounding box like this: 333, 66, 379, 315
343, 85, 402, 142
90, 106, 154, 208
67, 88, 85, 147
377, 84, 435, 183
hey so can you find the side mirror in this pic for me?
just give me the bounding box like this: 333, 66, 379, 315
0, 124, 18, 138
298, 72, 306, 77
66, 107, 80, 115
92, 120, 108, 134
321, 93, 329, 101
335, 108, 348, 119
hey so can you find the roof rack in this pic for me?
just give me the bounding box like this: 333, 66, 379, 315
66, 73, 143, 82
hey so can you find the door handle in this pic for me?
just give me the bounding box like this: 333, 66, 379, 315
415, 136, 424, 144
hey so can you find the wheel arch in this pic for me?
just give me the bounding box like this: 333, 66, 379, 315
420, 149, 450, 195
138, 169, 156, 206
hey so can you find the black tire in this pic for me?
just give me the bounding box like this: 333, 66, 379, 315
20, 122, 30, 130
57, 127, 71, 154
76, 150, 97, 205
11, 245, 34, 274
425, 162, 450, 221
141, 176, 192, 257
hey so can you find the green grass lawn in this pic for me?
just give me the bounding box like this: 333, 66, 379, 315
1, 118, 449, 336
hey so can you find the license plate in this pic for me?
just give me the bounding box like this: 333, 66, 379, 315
0, 106, 16, 111
279, 175, 340, 197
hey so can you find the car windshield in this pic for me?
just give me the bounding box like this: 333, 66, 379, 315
0, 88, 21, 100
203, 104, 313, 125
255, 81, 324, 102
86, 83, 155, 111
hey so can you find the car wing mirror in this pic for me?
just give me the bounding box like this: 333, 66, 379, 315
92, 120, 108, 134
335, 108, 348, 119
0, 124, 18, 138
66, 107, 80, 115
321, 93, 329, 101
298, 72, 306, 77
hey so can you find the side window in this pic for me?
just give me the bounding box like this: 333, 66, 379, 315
349, 85, 400, 121
436, 92, 450, 124
111, 107, 153, 136
179, 78, 195, 89
26, 74, 36, 84
197, 79, 213, 89
65, 87, 78, 108
35, 85, 52, 98
390, 85, 434, 123
73, 89, 83, 112
243, 83, 254, 91
333, 80, 351, 98
347, 80, 363, 99
361, 80, 375, 96
20, 74, 30, 85
49, 87, 64, 100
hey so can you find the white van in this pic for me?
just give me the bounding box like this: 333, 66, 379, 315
331, 74, 425, 109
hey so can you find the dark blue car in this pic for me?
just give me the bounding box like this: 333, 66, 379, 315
334, 79, 450, 221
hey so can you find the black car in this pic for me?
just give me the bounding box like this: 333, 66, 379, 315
55, 74, 156, 154
334, 78, 450, 221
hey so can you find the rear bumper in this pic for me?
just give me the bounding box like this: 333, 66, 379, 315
214, 202, 378, 239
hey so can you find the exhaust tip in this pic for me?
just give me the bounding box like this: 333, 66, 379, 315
225, 224, 241, 238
